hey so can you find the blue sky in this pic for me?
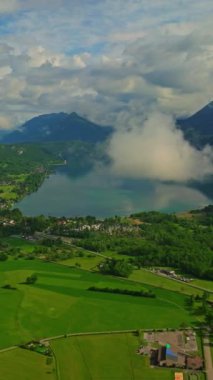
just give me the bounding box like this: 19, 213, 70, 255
0, 0, 212, 129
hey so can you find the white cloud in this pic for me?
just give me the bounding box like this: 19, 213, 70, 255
0, 65, 12, 79
152, 183, 210, 210
108, 112, 213, 182
0, 0, 19, 13
0, 0, 212, 191
0, 115, 14, 129
0, 1, 212, 128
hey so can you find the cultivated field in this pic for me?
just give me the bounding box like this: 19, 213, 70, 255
59, 255, 102, 270
130, 269, 204, 297
0, 348, 55, 380
1, 236, 39, 252
0, 259, 195, 349
0, 333, 206, 380
51, 333, 176, 380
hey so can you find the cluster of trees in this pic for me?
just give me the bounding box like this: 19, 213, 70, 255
0, 239, 23, 261
0, 207, 212, 281
16, 172, 47, 197
1, 284, 16, 290
25, 274, 38, 285
185, 290, 213, 330
0, 209, 50, 236
124, 221, 213, 279
190, 205, 213, 226
0, 243, 78, 263
99, 259, 133, 278
88, 286, 155, 298
0, 143, 61, 180
0, 252, 7, 261
31, 245, 79, 262
73, 210, 213, 280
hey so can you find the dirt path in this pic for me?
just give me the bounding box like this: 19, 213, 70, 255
0, 346, 18, 353
0, 328, 148, 353
203, 335, 213, 380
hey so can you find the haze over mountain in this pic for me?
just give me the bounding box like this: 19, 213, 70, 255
108, 104, 213, 183
1, 101, 213, 148
2, 112, 113, 144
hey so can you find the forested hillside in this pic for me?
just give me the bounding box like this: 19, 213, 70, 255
1, 206, 212, 281
177, 101, 213, 147
0, 141, 106, 208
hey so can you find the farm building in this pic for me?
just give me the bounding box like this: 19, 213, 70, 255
186, 355, 203, 370
143, 330, 203, 371
151, 345, 185, 368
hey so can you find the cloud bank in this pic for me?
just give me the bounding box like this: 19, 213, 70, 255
0, 0, 19, 13
108, 112, 213, 182
0, 1, 212, 186
0, 1, 212, 129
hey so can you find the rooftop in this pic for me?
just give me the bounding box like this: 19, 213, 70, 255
175, 373, 183, 380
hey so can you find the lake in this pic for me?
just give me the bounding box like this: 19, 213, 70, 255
15, 167, 213, 217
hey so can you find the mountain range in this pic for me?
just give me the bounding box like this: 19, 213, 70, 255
177, 101, 213, 147
1, 101, 213, 147
2, 112, 113, 144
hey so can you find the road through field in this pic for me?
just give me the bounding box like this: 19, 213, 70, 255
144, 269, 213, 294
203, 336, 213, 380
0, 346, 17, 353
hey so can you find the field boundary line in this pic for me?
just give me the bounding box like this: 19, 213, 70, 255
125, 333, 135, 380
41, 329, 138, 343
75, 336, 93, 380
41, 326, 199, 344
0, 332, 134, 356
0, 346, 18, 353
51, 345, 61, 380
0, 327, 200, 354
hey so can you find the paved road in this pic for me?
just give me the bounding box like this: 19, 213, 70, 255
203, 336, 213, 380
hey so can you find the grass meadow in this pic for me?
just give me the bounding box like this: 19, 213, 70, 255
0, 259, 196, 349
129, 269, 204, 297
0, 334, 206, 380
51, 333, 177, 380
2, 236, 41, 252
0, 348, 56, 380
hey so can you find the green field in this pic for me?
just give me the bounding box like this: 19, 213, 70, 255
0, 184, 18, 200
60, 256, 213, 299
0, 348, 55, 380
186, 375, 206, 380
1, 237, 38, 252
59, 255, 102, 270
0, 333, 206, 380
189, 277, 213, 292
59, 249, 128, 270
0, 259, 197, 349
51, 333, 176, 380
130, 269, 204, 297
9, 236, 213, 297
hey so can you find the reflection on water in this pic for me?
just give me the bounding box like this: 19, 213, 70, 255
16, 168, 212, 217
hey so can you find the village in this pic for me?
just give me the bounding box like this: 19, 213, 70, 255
137, 329, 204, 380
18, 328, 206, 380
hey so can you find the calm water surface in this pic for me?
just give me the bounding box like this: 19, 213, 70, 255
16, 168, 213, 217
